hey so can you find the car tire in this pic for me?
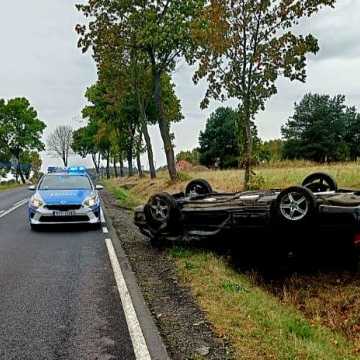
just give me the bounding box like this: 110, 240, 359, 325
185, 179, 213, 197
273, 186, 317, 225
30, 224, 41, 231
91, 222, 102, 230
302, 172, 338, 192
144, 192, 180, 232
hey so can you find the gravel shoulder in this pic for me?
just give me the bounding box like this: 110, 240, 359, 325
101, 190, 232, 360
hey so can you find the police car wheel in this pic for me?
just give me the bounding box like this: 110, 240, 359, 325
30, 224, 41, 231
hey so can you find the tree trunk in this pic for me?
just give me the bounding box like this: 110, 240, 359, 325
242, 111, 253, 190
106, 153, 110, 179
97, 153, 101, 171
62, 151, 68, 167
137, 93, 156, 179
17, 161, 26, 184
136, 133, 144, 178
113, 156, 118, 178
127, 147, 133, 177
153, 69, 177, 181
92, 153, 100, 174
119, 156, 124, 177
136, 152, 143, 178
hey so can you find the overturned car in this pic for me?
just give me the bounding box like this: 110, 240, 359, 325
134, 173, 360, 255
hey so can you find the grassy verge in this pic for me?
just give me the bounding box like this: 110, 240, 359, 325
0, 182, 23, 192
170, 248, 358, 360
102, 179, 142, 209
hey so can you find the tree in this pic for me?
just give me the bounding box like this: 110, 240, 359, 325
76, 0, 204, 181
282, 94, 357, 162
258, 139, 284, 162
176, 149, 200, 165
47, 126, 73, 167
193, 0, 335, 188
199, 107, 258, 169
0, 98, 46, 183
30, 152, 42, 181
72, 125, 101, 173
344, 111, 360, 161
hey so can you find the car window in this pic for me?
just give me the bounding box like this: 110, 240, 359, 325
39, 175, 92, 190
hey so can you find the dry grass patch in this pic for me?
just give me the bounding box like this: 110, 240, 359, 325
105, 161, 360, 205
262, 273, 360, 354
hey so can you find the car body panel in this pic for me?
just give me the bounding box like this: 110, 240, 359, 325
39, 189, 92, 206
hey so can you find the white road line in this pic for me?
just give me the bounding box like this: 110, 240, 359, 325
0, 199, 28, 219
105, 238, 152, 360
14, 199, 26, 206
102, 227, 109, 234
100, 207, 106, 223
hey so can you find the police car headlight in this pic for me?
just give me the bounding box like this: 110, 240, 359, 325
83, 193, 98, 208
30, 193, 44, 209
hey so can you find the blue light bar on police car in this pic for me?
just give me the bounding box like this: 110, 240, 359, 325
66, 166, 87, 174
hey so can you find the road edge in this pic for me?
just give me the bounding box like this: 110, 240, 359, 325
101, 203, 170, 360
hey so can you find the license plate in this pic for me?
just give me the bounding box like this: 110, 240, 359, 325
53, 211, 75, 217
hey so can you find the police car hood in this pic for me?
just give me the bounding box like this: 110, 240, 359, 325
38, 189, 93, 205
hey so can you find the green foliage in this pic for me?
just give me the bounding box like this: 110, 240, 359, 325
0, 98, 46, 183
30, 152, 42, 182
193, 0, 335, 187
103, 181, 142, 209
222, 281, 249, 294
176, 149, 200, 165
169, 246, 194, 259
258, 139, 284, 162
199, 107, 258, 169
76, 0, 203, 181
175, 171, 193, 182
282, 94, 360, 162
77, 0, 205, 73
72, 126, 97, 158
248, 174, 266, 191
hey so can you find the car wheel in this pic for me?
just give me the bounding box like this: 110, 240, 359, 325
144, 193, 180, 232
274, 186, 317, 224
302, 172, 337, 193
185, 179, 213, 197
30, 224, 41, 231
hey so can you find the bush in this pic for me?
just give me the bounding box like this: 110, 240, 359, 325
248, 174, 266, 190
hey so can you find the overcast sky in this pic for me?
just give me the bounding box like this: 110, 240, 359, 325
0, 0, 359, 170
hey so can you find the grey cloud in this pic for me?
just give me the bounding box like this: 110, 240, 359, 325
0, 1, 359, 170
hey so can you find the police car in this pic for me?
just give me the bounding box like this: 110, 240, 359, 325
28, 167, 103, 230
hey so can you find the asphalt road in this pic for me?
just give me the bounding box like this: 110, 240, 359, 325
0, 187, 136, 360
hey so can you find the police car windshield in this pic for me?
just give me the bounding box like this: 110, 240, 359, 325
39, 175, 92, 190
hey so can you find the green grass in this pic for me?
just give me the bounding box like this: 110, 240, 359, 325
170, 248, 358, 360
0, 182, 23, 192
103, 179, 142, 209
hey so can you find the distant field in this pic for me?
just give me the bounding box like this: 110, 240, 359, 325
104, 161, 360, 359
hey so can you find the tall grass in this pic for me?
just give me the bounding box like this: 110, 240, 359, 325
106, 161, 360, 204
